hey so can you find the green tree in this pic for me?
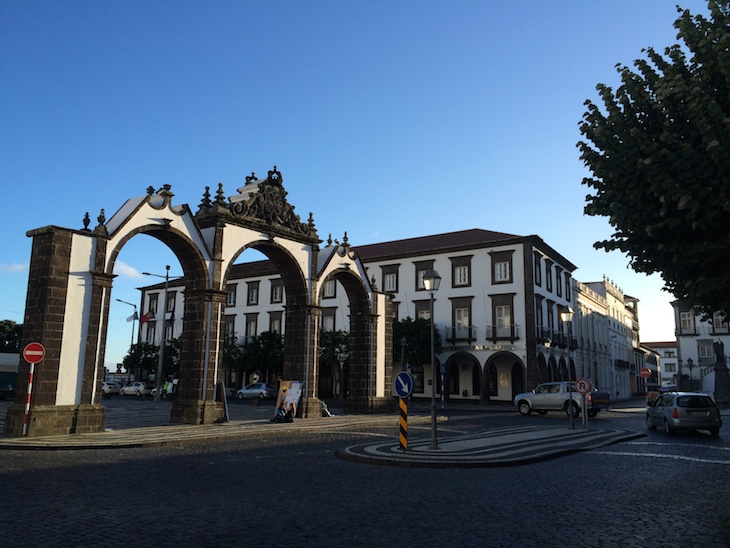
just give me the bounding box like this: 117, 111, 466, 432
0, 320, 22, 353
393, 317, 442, 367
121, 338, 180, 382
240, 331, 284, 383
578, 1, 730, 318
221, 330, 244, 389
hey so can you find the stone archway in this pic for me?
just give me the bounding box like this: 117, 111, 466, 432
4, 169, 392, 437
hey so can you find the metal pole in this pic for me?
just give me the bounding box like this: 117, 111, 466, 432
429, 289, 438, 450
154, 265, 170, 402
567, 320, 575, 429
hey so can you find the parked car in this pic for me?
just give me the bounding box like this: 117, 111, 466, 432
101, 381, 121, 395
236, 382, 277, 400
119, 382, 148, 397
646, 392, 722, 437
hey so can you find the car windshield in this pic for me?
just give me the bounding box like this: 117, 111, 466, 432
677, 395, 714, 408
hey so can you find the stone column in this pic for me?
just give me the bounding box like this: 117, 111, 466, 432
170, 287, 228, 424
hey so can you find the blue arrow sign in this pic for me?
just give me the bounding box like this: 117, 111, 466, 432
394, 371, 414, 398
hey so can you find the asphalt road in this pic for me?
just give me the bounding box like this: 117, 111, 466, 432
1, 399, 729, 547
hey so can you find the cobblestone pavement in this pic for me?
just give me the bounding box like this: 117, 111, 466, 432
1, 398, 729, 547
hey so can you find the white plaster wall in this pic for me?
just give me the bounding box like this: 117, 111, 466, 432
57, 234, 96, 405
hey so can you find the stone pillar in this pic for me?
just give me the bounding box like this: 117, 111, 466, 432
4, 227, 106, 436
170, 288, 228, 424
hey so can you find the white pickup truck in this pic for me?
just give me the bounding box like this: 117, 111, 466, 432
513, 381, 612, 418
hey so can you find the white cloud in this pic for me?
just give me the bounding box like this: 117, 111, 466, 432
113, 260, 143, 279
0, 263, 28, 273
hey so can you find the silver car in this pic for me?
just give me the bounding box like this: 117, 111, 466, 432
646, 392, 722, 437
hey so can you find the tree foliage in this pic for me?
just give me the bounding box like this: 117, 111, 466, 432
319, 330, 349, 368
239, 331, 284, 382
578, 1, 730, 317
393, 317, 443, 367
0, 320, 22, 353
122, 338, 180, 379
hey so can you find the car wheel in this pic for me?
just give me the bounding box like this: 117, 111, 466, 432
237, 393, 244, 400
663, 419, 673, 435
588, 410, 598, 418
710, 428, 720, 438
645, 414, 656, 430
565, 401, 580, 418
517, 401, 532, 416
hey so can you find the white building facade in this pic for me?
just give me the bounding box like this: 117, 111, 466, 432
138, 229, 648, 403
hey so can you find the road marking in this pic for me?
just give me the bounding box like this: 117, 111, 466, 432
593, 450, 730, 465
627, 441, 730, 451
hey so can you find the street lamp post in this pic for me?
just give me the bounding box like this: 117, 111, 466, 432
423, 268, 441, 450
116, 298, 137, 384
400, 336, 407, 372
143, 265, 171, 402
560, 306, 575, 429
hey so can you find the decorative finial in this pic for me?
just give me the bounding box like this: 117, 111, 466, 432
82, 212, 91, 231
147, 186, 155, 196
199, 186, 212, 210
245, 172, 257, 184
327, 234, 333, 246
215, 183, 226, 206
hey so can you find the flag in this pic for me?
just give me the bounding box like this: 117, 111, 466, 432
140, 310, 155, 324
126, 312, 138, 322
168, 305, 175, 326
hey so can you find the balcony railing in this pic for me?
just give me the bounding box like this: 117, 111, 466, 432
445, 326, 477, 343
486, 324, 520, 342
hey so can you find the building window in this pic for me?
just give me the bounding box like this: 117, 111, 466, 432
555, 267, 563, 297
147, 322, 156, 344
381, 264, 399, 293
713, 313, 728, 332
489, 250, 514, 284
545, 260, 553, 292
269, 311, 283, 334
323, 279, 336, 299
415, 300, 430, 320
564, 274, 571, 301
223, 315, 236, 339
411, 365, 424, 393
226, 284, 236, 307
699, 341, 714, 360
270, 279, 283, 304
533, 252, 542, 286
149, 294, 159, 315
449, 296, 473, 341
450, 256, 472, 288
414, 260, 435, 291
322, 308, 336, 331
680, 311, 694, 333
165, 322, 174, 341
245, 314, 258, 342
488, 293, 517, 340
247, 281, 259, 306
495, 305, 511, 336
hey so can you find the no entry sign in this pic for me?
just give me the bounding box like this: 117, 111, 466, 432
23, 342, 46, 364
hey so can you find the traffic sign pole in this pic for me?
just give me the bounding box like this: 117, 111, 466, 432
399, 397, 408, 452
22, 342, 46, 437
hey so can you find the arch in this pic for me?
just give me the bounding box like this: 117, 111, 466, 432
443, 351, 481, 399
5, 170, 392, 437
484, 351, 525, 403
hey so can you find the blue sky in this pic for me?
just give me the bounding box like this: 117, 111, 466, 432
1, 1, 708, 369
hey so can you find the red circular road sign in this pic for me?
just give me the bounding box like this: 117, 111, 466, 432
639, 367, 652, 378
575, 377, 591, 394
23, 342, 46, 364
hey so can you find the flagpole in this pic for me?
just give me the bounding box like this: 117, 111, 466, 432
116, 299, 138, 384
